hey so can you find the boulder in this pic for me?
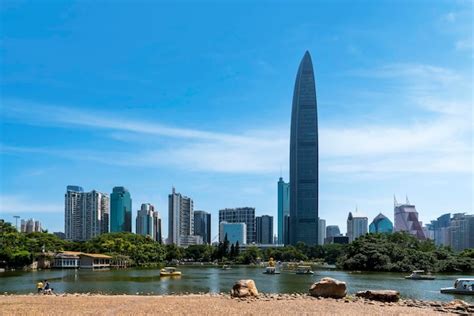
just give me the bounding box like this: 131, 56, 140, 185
309, 277, 347, 299
355, 290, 400, 302
231, 279, 259, 298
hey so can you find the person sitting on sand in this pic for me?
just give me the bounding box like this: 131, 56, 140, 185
43, 280, 52, 295
36, 281, 43, 294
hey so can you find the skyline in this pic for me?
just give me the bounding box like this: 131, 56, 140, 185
0, 1, 473, 238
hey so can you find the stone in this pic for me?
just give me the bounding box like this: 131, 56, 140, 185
231, 279, 259, 298
309, 277, 347, 299
355, 290, 400, 302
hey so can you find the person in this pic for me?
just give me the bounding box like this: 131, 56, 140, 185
43, 280, 52, 295
36, 280, 43, 294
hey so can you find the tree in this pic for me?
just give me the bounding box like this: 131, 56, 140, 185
235, 241, 240, 257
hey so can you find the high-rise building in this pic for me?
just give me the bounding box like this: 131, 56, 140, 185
449, 213, 474, 251
324, 225, 342, 244
393, 196, 425, 240
369, 213, 393, 233
64, 186, 109, 241
194, 210, 211, 244
277, 177, 290, 244
20, 218, 42, 233
219, 207, 255, 243
219, 222, 246, 245
431, 213, 451, 247
289, 51, 319, 246
347, 212, 368, 242
153, 211, 162, 243
136, 203, 155, 238
256, 215, 273, 244
110, 187, 132, 233
318, 218, 326, 245
168, 187, 195, 246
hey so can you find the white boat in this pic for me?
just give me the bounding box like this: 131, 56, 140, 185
295, 265, 314, 275
440, 278, 474, 295
405, 270, 435, 280
222, 265, 232, 270
263, 266, 280, 274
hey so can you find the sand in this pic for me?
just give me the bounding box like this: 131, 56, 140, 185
0, 294, 460, 315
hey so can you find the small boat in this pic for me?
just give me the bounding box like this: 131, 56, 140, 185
441, 278, 474, 295
263, 266, 280, 274
405, 270, 435, 280
160, 267, 182, 277
222, 265, 232, 270
295, 265, 314, 275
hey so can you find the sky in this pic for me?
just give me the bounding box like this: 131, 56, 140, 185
0, 1, 472, 241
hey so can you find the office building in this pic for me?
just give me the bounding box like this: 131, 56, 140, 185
110, 186, 132, 233
64, 186, 109, 241
219, 207, 255, 243
289, 51, 319, 245
347, 212, 368, 242
431, 213, 451, 247
168, 187, 195, 246
220, 222, 247, 245
136, 203, 155, 238
153, 211, 162, 243
194, 210, 211, 244
449, 213, 474, 251
326, 225, 341, 238
277, 177, 290, 244
369, 213, 393, 233
318, 218, 326, 245
394, 196, 425, 239
256, 215, 273, 244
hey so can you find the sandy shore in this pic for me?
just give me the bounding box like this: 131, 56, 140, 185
2, 293, 471, 315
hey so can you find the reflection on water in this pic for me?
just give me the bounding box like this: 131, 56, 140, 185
0, 266, 472, 302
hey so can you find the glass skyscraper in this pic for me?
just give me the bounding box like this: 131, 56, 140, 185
110, 186, 132, 233
289, 51, 319, 245
369, 213, 393, 233
277, 177, 290, 244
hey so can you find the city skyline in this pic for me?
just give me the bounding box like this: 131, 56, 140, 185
1, 2, 473, 238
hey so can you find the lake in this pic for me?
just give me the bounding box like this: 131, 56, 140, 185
0, 266, 472, 302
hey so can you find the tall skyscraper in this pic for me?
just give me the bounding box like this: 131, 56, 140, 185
20, 218, 42, 233
153, 211, 162, 243
194, 210, 211, 244
431, 213, 451, 247
369, 213, 393, 233
168, 187, 197, 246
136, 203, 155, 238
326, 225, 341, 238
256, 215, 273, 244
277, 177, 290, 244
219, 207, 256, 244
110, 186, 132, 233
289, 51, 319, 245
393, 196, 425, 239
347, 212, 368, 242
318, 218, 326, 245
64, 186, 109, 241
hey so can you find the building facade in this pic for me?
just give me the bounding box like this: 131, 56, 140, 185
219, 207, 255, 244
369, 213, 393, 233
347, 212, 368, 242
20, 218, 42, 233
136, 203, 155, 238
431, 213, 451, 247
449, 213, 474, 251
153, 211, 162, 243
110, 186, 132, 233
219, 222, 247, 245
318, 218, 326, 245
277, 177, 290, 244
289, 51, 319, 245
394, 196, 425, 239
256, 215, 273, 244
194, 210, 211, 244
168, 187, 194, 246
64, 186, 109, 241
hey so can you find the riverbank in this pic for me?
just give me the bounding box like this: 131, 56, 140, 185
1, 293, 472, 315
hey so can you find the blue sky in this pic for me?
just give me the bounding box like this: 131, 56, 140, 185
0, 1, 472, 240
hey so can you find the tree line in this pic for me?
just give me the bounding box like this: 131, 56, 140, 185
0, 221, 472, 272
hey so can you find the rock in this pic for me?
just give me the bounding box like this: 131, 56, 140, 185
355, 290, 400, 302
309, 277, 347, 299
231, 280, 259, 298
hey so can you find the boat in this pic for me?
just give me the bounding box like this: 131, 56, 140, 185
295, 265, 314, 275
222, 265, 232, 270
440, 278, 474, 295
263, 266, 280, 274
160, 267, 182, 277
404, 270, 435, 280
